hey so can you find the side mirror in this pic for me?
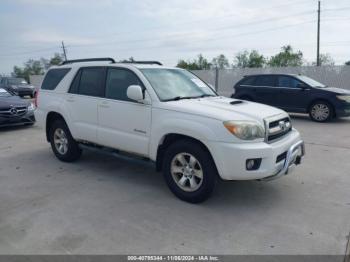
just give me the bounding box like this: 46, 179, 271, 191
127, 85, 144, 102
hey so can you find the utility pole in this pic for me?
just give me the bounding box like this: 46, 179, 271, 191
61, 41, 67, 61
316, 0, 321, 66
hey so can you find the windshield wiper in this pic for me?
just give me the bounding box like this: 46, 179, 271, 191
163, 94, 216, 102
163, 96, 195, 102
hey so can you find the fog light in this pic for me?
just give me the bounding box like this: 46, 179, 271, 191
246, 158, 262, 171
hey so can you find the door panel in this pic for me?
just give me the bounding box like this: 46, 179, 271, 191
65, 67, 106, 142
253, 75, 278, 107
277, 76, 309, 112
97, 67, 151, 156
97, 100, 151, 156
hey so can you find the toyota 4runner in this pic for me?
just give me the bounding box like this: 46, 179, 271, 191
35, 58, 305, 203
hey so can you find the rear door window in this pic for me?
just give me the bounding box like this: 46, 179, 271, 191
72, 67, 106, 97
254, 75, 276, 87
42, 68, 71, 90
239, 76, 256, 86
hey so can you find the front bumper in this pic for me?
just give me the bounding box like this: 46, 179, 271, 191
335, 103, 350, 117
0, 111, 35, 127
207, 129, 305, 180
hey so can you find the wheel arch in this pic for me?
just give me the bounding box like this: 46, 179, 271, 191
45, 112, 67, 142
155, 133, 216, 172
307, 98, 336, 117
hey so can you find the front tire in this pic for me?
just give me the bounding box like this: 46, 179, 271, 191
49, 120, 82, 162
162, 139, 217, 203
309, 101, 333, 122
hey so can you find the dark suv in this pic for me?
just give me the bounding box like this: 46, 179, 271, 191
233, 74, 350, 122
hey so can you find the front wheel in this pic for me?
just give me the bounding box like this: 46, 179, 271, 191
49, 120, 82, 162
162, 139, 218, 203
309, 101, 333, 122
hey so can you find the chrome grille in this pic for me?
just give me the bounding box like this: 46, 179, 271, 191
264, 115, 292, 143
0, 106, 27, 118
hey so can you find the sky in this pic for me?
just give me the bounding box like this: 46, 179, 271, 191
0, 0, 349, 74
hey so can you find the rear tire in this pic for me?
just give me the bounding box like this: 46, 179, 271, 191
162, 139, 217, 203
49, 120, 82, 162
309, 101, 333, 122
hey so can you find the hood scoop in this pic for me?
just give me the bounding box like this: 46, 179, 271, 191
230, 100, 244, 105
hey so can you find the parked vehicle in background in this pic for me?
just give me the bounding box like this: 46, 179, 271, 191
233, 74, 350, 122
35, 58, 305, 203
0, 88, 35, 127
0, 77, 36, 98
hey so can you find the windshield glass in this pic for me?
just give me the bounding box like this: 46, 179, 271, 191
0, 88, 11, 97
140, 68, 217, 101
297, 75, 326, 88
8, 78, 28, 85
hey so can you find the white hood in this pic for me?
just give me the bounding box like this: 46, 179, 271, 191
159, 96, 288, 123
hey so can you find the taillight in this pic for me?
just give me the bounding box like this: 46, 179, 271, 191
34, 89, 39, 107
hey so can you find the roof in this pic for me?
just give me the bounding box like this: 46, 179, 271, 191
244, 73, 300, 77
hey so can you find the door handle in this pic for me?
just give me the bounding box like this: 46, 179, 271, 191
99, 101, 109, 108
66, 96, 75, 102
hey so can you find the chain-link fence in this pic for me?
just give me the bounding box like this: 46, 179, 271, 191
192, 66, 350, 97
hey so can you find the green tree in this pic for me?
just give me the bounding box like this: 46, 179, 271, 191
268, 45, 303, 67
12, 59, 44, 82
176, 54, 211, 70
312, 53, 335, 66
234, 50, 265, 68
211, 54, 229, 69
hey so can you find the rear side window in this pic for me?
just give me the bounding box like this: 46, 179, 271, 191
69, 67, 106, 97
239, 76, 256, 86
42, 68, 70, 90
254, 75, 276, 87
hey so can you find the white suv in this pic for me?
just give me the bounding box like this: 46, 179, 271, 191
35, 58, 305, 203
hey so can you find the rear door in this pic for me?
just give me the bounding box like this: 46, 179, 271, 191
97, 67, 151, 156
252, 75, 279, 107
277, 75, 310, 112
65, 67, 106, 142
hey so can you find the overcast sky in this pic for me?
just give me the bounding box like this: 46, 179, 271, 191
0, 0, 349, 74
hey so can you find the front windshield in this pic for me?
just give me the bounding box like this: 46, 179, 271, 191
140, 68, 217, 101
297, 75, 326, 88
0, 88, 11, 97
8, 78, 28, 85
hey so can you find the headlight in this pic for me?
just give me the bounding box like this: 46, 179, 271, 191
337, 95, 350, 102
27, 103, 35, 111
223, 120, 265, 140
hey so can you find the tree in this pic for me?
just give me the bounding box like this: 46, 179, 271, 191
345, 61, 350, 66
268, 45, 303, 67
211, 54, 229, 69
312, 53, 335, 66
12, 53, 65, 81
234, 50, 265, 68
176, 54, 211, 70
12, 59, 44, 82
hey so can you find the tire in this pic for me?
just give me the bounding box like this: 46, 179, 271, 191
49, 119, 82, 162
309, 101, 333, 122
162, 139, 218, 203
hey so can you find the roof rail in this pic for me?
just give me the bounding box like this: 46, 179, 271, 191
122, 61, 163, 66
61, 57, 116, 65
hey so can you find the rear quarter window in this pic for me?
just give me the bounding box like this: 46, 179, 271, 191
239, 76, 256, 86
41, 68, 71, 90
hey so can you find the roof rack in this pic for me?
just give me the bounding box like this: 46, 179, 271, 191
122, 61, 163, 66
61, 57, 116, 65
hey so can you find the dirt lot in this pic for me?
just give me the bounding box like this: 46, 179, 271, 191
0, 115, 349, 255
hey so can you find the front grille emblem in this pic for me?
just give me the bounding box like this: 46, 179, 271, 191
279, 120, 287, 131
10, 107, 18, 115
